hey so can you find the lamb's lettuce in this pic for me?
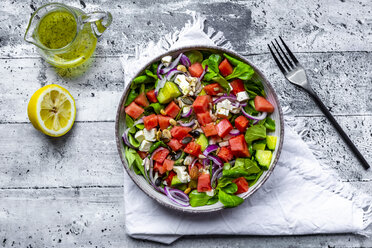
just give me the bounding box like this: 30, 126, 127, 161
145, 69, 157, 80
244, 78, 266, 98
189, 190, 215, 207
218, 190, 244, 208
125, 147, 145, 177
125, 88, 138, 106
245, 124, 267, 144
223, 53, 254, 81
222, 158, 261, 178
221, 183, 238, 194
264, 117, 276, 131
185, 51, 203, 64
131, 75, 154, 88
128, 133, 140, 148
201, 54, 230, 93
145, 103, 163, 115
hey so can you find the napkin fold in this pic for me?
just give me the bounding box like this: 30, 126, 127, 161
120, 11, 372, 244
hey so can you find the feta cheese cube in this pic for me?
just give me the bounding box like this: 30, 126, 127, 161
161, 55, 172, 67
230, 107, 240, 114
179, 81, 190, 96
216, 99, 234, 113
236, 91, 249, 102
175, 74, 191, 96
143, 128, 156, 142
216, 108, 229, 118
187, 76, 198, 87
139, 140, 152, 152
174, 74, 186, 85
221, 99, 233, 110
173, 166, 191, 183
134, 130, 145, 143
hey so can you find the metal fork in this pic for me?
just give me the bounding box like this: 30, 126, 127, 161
268, 37, 370, 170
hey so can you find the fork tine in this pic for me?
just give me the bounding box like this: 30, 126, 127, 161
271, 41, 290, 71
279, 36, 299, 64
275, 39, 293, 68
267, 44, 286, 74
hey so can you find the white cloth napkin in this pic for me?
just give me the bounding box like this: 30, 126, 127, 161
121, 11, 372, 244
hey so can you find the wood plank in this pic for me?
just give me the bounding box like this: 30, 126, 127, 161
0, 51, 371, 123
1, 0, 371, 58
0, 185, 371, 247
0, 115, 370, 189
0, 57, 124, 123
0, 122, 125, 188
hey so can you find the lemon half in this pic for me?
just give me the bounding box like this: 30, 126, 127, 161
28, 84, 76, 137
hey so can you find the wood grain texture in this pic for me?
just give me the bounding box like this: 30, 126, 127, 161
0, 185, 371, 247
0, 0, 371, 246
0, 0, 371, 58
0, 52, 371, 123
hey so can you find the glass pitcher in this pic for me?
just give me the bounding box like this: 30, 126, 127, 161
24, 3, 112, 68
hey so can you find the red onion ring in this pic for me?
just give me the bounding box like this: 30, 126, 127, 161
208, 155, 223, 167
180, 54, 191, 67
190, 158, 198, 170
122, 129, 135, 149
178, 119, 195, 127
203, 158, 210, 168
213, 94, 237, 104
211, 167, 223, 188
240, 102, 248, 107
166, 68, 183, 81
164, 186, 190, 207
157, 63, 164, 80
229, 129, 240, 136
242, 109, 268, 121
161, 53, 183, 74
198, 65, 208, 82
142, 157, 150, 183
203, 144, 219, 157
181, 108, 193, 118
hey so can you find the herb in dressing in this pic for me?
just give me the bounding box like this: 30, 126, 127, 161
37, 10, 77, 49
35, 9, 97, 68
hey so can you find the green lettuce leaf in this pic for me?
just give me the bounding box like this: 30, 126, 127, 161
245, 124, 267, 144
218, 190, 244, 208
125, 88, 138, 106
189, 190, 215, 207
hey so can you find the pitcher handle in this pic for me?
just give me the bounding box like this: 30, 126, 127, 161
81, 11, 112, 37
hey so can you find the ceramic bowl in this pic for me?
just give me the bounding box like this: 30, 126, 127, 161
115, 45, 284, 213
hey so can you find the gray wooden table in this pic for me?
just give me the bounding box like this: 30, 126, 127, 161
0, 0, 371, 247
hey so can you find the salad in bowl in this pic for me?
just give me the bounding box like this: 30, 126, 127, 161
116, 47, 283, 212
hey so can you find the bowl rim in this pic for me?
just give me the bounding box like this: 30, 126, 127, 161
115, 45, 284, 213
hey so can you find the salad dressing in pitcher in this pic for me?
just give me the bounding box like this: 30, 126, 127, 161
37, 10, 77, 49
25, 3, 112, 69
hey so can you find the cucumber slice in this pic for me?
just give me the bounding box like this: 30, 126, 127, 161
255, 150, 272, 170
252, 140, 266, 150
196, 133, 209, 151
266, 136, 277, 150
157, 81, 182, 104
171, 175, 183, 186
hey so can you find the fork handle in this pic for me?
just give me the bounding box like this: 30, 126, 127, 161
308, 90, 370, 170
